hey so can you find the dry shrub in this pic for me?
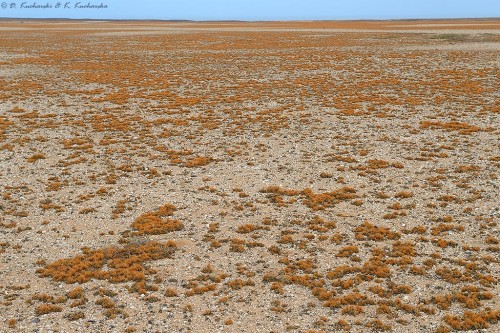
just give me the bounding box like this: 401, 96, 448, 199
67, 286, 84, 299
35, 304, 62, 315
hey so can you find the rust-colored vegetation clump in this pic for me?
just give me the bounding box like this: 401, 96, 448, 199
35, 304, 63, 316
443, 310, 500, 330
37, 240, 177, 284
261, 186, 357, 210
183, 156, 213, 168
131, 204, 183, 234
420, 121, 483, 135
354, 221, 401, 241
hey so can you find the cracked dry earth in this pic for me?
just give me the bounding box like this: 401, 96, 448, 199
0, 19, 499, 333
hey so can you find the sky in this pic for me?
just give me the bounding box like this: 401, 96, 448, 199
0, 0, 499, 21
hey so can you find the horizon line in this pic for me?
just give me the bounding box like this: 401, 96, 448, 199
1, 16, 500, 22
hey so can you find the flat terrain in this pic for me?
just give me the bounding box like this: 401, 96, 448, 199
0, 19, 499, 333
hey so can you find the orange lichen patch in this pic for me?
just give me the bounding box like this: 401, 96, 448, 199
156, 204, 176, 216
323, 292, 371, 309
111, 199, 128, 219
336, 319, 350, 331
336, 246, 359, 258
455, 286, 494, 309
131, 204, 183, 235
62, 137, 93, 150
430, 223, 464, 236
0, 116, 14, 141
365, 319, 392, 331
319, 171, 333, 178
435, 266, 464, 284
325, 154, 358, 163
226, 278, 255, 290
261, 186, 357, 210
128, 281, 159, 295
438, 195, 457, 202
341, 304, 363, 315
131, 215, 183, 235
485, 236, 498, 244
91, 113, 133, 132
35, 304, 63, 316
229, 238, 246, 252
433, 286, 494, 311
183, 156, 213, 168
30, 293, 60, 303
455, 164, 481, 173
327, 266, 361, 279
270, 281, 285, 294
354, 221, 400, 241
236, 223, 259, 234
382, 211, 407, 219
185, 283, 217, 296
164, 287, 178, 297
394, 191, 413, 198
156, 148, 194, 165
27, 153, 46, 163
7, 318, 17, 328
67, 286, 85, 299
360, 252, 391, 279
39, 199, 64, 212
307, 216, 336, 233
95, 296, 115, 309
366, 159, 390, 169
302, 187, 357, 210
37, 240, 176, 284
420, 121, 482, 135
390, 241, 416, 257
443, 310, 500, 331
433, 238, 458, 249
434, 294, 454, 310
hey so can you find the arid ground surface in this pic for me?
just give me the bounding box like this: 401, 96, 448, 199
0, 19, 499, 333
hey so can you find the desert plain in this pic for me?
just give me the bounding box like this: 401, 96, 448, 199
0, 19, 499, 333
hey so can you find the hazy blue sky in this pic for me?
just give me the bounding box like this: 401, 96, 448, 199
1, 0, 499, 20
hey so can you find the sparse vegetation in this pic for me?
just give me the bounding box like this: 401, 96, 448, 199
1, 18, 498, 333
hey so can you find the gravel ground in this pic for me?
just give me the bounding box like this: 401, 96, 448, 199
0, 20, 499, 333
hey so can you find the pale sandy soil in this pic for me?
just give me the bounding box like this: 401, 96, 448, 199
0, 20, 499, 333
